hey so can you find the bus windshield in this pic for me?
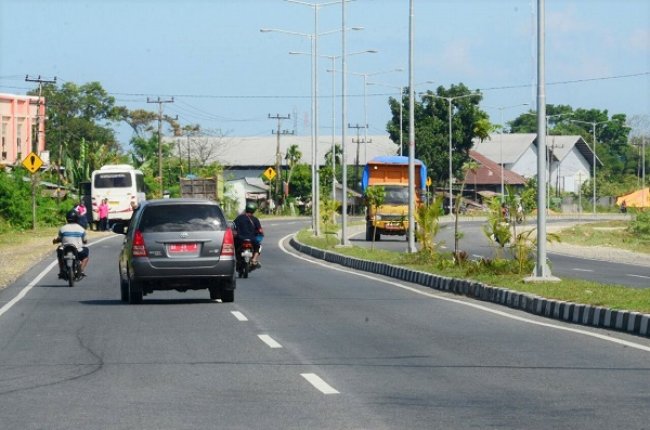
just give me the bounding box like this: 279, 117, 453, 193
94, 173, 133, 188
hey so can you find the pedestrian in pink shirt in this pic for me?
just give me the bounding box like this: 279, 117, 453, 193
98, 198, 109, 231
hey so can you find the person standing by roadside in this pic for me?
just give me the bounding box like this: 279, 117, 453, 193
74, 201, 89, 230
98, 198, 109, 231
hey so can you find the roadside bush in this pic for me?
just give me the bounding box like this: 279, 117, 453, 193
629, 210, 650, 238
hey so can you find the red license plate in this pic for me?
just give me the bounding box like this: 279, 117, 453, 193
168, 243, 198, 253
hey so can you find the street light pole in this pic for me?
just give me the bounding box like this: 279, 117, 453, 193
569, 118, 610, 216
292, 50, 378, 201
421, 92, 480, 214
484, 103, 529, 200
261, 23, 357, 236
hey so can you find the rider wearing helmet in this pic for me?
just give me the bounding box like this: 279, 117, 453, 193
233, 202, 264, 267
53, 209, 90, 277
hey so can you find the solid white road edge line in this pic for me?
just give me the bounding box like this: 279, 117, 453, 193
301, 373, 340, 395
0, 235, 115, 319
628, 274, 650, 279
279, 234, 650, 353
258, 334, 283, 348
231, 311, 248, 321
572, 268, 594, 272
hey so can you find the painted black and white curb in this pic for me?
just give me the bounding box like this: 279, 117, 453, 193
290, 237, 650, 339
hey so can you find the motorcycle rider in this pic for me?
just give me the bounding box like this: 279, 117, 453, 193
53, 209, 90, 277
233, 202, 264, 267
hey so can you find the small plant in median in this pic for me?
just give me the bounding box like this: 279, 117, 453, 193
320, 197, 341, 245
365, 186, 385, 250
415, 194, 443, 260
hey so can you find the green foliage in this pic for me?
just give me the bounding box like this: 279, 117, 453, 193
287, 164, 312, 199
630, 210, 650, 238
320, 198, 340, 244
386, 83, 488, 188
33, 81, 122, 164
0, 170, 72, 232
415, 195, 443, 259
365, 186, 386, 250
482, 197, 512, 258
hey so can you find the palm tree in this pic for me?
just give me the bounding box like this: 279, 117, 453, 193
285, 144, 303, 195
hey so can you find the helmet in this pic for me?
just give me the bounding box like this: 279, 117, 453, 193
245, 202, 257, 214
66, 209, 78, 223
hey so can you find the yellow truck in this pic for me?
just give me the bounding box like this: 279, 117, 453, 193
362, 156, 427, 241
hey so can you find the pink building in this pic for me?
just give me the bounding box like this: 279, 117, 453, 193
0, 93, 47, 166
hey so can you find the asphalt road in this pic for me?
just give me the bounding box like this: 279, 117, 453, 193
352, 218, 650, 288
1, 218, 649, 429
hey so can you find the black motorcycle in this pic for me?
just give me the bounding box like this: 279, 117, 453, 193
58, 244, 83, 287
236, 239, 255, 279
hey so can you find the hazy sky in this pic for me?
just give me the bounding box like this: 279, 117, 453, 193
1, 0, 649, 147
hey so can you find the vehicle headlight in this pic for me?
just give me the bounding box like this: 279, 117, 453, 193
374, 214, 382, 221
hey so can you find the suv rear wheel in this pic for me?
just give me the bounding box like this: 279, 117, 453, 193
128, 278, 143, 304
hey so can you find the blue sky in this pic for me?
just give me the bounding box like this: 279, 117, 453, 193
1, 0, 648, 147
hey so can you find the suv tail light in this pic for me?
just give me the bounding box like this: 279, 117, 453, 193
132, 229, 148, 257
221, 228, 235, 257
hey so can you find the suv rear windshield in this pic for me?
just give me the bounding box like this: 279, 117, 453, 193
139, 204, 225, 232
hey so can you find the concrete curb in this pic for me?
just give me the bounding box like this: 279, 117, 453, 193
289, 236, 650, 339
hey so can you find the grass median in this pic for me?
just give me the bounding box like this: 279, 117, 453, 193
297, 226, 650, 314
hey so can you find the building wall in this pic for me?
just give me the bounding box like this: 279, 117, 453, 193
0, 93, 46, 166
510, 145, 539, 178
551, 147, 591, 193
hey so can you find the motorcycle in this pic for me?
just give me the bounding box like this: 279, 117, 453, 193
57, 244, 83, 287
236, 239, 260, 279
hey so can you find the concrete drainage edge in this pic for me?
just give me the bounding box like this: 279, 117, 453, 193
289, 236, 650, 339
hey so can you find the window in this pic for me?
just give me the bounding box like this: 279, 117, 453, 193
94, 172, 133, 188
140, 205, 225, 233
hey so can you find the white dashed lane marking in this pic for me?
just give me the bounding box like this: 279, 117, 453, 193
258, 334, 283, 348
301, 373, 340, 395
572, 268, 594, 272
231, 311, 248, 321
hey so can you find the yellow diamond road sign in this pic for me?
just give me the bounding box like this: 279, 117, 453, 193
22, 152, 43, 174
263, 167, 276, 181
426, 177, 432, 187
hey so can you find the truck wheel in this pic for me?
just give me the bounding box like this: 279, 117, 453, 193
374, 230, 381, 241
365, 224, 373, 241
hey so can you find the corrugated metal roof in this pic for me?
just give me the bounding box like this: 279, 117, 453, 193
166, 134, 399, 167
466, 150, 527, 185
472, 133, 599, 167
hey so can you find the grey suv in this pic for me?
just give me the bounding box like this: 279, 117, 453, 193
115, 199, 236, 304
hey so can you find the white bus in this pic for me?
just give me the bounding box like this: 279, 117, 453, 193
91, 164, 146, 228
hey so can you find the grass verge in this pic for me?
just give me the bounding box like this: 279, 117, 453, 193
297, 229, 650, 314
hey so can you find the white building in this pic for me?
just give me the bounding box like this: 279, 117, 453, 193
473, 133, 598, 193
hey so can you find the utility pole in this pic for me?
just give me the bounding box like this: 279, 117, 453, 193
348, 123, 368, 191
25, 75, 56, 230
147, 97, 174, 197
25, 75, 56, 153
269, 114, 293, 211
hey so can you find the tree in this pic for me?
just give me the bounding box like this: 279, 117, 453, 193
32, 81, 123, 164
364, 185, 385, 249
285, 144, 303, 195
386, 83, 489, 189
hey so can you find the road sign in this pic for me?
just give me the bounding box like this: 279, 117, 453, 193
263, 167, 276, 181
22, 152, 43, 174
426, 177, 432, 187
